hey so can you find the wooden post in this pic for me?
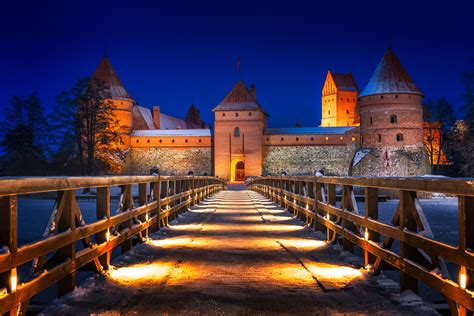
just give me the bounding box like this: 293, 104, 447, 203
399, 190, 418, 293
364, 187, 379, 265
152, 176, 161, 232
341, 185, 355, 253
314, 180, 324, 232
327, 184, 336, 241
96, 187, 111, 270
57, 190, 76, 297
0, 195, 18, 302
458, 195, 474, 315
119, 185, 133, 254
138, 183, 148, 240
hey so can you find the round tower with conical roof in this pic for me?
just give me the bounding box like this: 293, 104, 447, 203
359, 48, 424, 148
354, 48, 430, 176
91, 55, 134, 150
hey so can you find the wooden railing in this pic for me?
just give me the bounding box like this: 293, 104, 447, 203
0, 175, 226, 314
247, 176, 474, 315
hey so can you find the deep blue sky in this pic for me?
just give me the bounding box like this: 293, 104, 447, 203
1, 0, 473, 127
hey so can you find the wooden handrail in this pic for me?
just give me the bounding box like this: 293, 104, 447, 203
247, 176, 474, 315
0, 175, 226, 314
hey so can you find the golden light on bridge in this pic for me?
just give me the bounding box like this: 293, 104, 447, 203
307, 263, 363, 282
460, 267, 468, 289
148, 237, 194, 248
10, 268, 17, 292
109, 263, 170, 283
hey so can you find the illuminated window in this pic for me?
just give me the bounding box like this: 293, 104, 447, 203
390, 115, 398, 123
234, 127, 240, 137
396, 133, 403, 142
351, 137, 356, 142
340, 136, 343, 140
325, 137, 329, 140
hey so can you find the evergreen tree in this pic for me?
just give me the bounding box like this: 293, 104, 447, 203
0, 94, 48, 175
184, 103, 205, 128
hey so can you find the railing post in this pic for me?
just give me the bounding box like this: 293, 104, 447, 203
152, 176, 161, 232
119, 185, 134, 254
341, 185, 356, 253
96, 187, 111, 270
399, 190, 418, 293
138, 183, 148, 240
458, 195, 474, 314
57, 190, 76, 297
314, 179, 325, 232
326, 183, 336, 241
364, 187, 379, 265
0, 195, 18, 305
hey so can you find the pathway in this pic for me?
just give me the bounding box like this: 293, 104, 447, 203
43, 190, 437, 315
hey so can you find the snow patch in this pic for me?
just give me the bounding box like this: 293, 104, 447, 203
353, 149, 370, 166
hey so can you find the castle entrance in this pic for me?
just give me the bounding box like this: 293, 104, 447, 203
230, 160, 245, 182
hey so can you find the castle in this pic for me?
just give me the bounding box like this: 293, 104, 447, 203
92, 48, 433, 180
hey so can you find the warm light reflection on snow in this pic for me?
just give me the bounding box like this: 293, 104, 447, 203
148, 237, 193, 247
307, 263, 363, 282
109, 263, 170, 283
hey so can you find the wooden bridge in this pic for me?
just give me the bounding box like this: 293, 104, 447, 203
0, 175, 472, 315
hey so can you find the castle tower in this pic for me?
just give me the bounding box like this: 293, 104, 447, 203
354, 48, 429, 176
359, 48, 424, 148
213, 81, 268, 181
320, 71, 359, 127
91, 55, 134, 150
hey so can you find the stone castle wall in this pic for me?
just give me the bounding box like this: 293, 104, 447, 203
262, 144, 358, 176
352, 145, 430, 177
125, 147, 213, 175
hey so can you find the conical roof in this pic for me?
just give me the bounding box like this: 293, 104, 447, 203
359, 48, 422, 97
213, 80, 267, 114
91, 55, 132, 100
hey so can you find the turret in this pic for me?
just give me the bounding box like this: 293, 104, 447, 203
91, 55, 134, 149
359, 48, 424, 148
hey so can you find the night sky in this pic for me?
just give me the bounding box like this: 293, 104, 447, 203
1, 0, 473, 127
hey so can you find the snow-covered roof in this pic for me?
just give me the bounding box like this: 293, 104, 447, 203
213, 81, 267, 114
359, 48, 422, 97
132, 129, 211, 137
136, 105, 155, 129
91, 55, 133, 101
160, 113, 187, 129
264, 127, 355, 135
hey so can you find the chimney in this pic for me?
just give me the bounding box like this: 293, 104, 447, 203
153, 106, 160, 129
250, 83, 256, 98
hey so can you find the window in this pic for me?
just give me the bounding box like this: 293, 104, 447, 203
381, 95, 384, 99
427, 136, 432, 142
347, 98, 349, 102
222, 113, 225, 117
136, 139, 139, 143
199, 139, 202, 143
185, 139, 188, 143
325, 137, 329, 140
296, 137, 299, 141
340, 136, 343, 140
346, 109, 349, 114
147, 139, 150, 143
390, 115, 398, 124
248, 112, 252, 116
159, 139, 162, 143
266, 137, 269, 141
377, 134, 382, 142
171, 139, 175, 143
328, 110, 330, 115
281, 137, 284, 141
395, 95, 399, 98
351, 137, 356, 142
235, 112, 239, 117
370, 117, 373, 124
396, 133, 403, 142
311, 137, 314, 141
234, 127, 240, 137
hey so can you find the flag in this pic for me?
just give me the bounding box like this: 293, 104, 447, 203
236, 56, 241, 72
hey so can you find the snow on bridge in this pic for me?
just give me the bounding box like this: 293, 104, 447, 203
43, 190, 436, 315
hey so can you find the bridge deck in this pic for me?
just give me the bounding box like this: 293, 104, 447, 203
44, 190, 436, 315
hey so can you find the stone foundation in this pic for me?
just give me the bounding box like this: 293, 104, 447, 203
125, 147, 213, 175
